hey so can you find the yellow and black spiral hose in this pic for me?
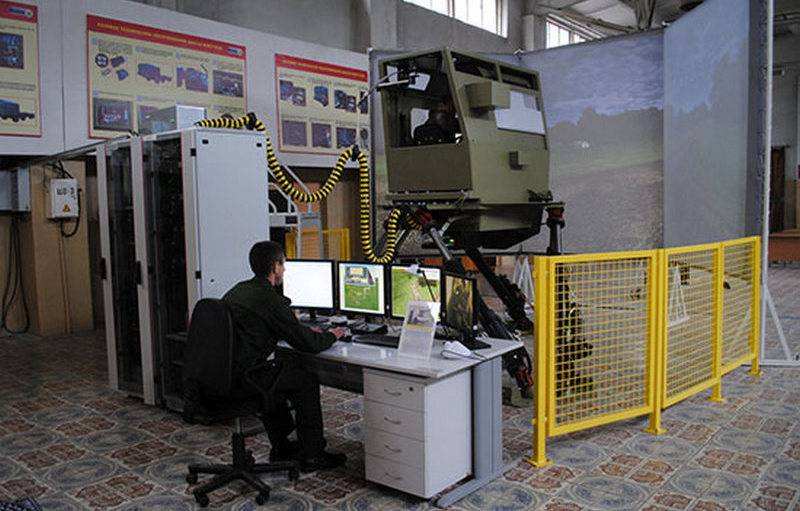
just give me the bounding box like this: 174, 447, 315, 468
195, 112, 406, 263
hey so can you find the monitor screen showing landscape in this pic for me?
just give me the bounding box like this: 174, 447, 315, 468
390, 265, 441, 320
338, 262, 385, 315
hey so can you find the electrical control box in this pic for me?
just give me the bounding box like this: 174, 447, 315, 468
47, 178, 79, 219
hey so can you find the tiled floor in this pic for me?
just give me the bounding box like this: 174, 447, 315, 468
0, 330, 798, 510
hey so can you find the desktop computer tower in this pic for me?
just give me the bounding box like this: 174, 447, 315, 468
97, 128, 269, 408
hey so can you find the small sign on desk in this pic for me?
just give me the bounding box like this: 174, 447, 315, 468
398, 301, 436, 360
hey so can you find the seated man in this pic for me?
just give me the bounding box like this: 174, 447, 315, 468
223, 241, 348, 471
412, 101, 459, 145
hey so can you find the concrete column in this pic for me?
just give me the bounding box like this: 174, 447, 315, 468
369, 0, 398, 49
522, 0, 547, 51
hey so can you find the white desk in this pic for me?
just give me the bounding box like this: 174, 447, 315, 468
278, 337, 522, 507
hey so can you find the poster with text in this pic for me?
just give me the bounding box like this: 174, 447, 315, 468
275, 54, 368, 155
87, 15, 246, 138
0, 1, 40, 137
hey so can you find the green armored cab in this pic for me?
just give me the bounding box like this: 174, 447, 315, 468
379, 48, 560, 249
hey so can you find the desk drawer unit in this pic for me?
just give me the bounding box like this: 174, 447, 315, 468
363, 368, 470, 498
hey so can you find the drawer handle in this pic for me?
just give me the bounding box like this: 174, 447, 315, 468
383, 443, 402, 454
383, 389, 402, 397
384, 471, 403, 481
383, 416, 401, 425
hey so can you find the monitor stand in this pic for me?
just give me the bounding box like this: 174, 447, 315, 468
456, 331, 490, 351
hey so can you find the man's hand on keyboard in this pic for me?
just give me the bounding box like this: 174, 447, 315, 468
328, 327, 348, 339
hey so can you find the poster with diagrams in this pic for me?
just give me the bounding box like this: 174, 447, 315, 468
275, 53, 368, 155
87, 15, 247, 138
0, 1, 40, 137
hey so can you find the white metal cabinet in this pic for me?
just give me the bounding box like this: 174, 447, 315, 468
363, 368, 471, 498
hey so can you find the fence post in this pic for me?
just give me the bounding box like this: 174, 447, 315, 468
710, 245, 725, 402
750, 237, 762, 377
646, 251, 666, 435
529, 256, 551, 467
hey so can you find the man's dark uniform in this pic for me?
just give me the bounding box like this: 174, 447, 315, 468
223, 276, 335, 459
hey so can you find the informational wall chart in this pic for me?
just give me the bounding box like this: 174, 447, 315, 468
275, 53, 368, 155
87, 15, 246, 138
0, 1, 40, 137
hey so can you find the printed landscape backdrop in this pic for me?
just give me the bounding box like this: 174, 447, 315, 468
518, 31, 664, 253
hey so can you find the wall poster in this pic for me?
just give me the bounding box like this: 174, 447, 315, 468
275, 53, 368, 155
86, 15, 246, 138
0, 1, 40, 137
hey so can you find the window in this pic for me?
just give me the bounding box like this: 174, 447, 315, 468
404, 0, 507, 37
545, 20, 587, 48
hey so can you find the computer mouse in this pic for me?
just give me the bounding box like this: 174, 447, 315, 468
442, 341, 472, 359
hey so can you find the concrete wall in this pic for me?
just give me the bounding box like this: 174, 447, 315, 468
138, 0, 364, 52
772, 33, 800, 228
135, 0, 527, 53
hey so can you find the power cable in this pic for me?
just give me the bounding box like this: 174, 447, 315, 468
1, 216, 30, 334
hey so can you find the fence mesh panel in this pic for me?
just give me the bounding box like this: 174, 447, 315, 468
551, 256, 652, 430
664, 249, 716, 405
721, 242, 754, 369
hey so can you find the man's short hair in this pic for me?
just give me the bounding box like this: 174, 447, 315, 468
249, 241, 284, 277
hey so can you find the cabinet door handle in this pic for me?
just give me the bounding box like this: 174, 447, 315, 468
384, 471, 403, 480
383, 443, 402, 454
383, 389, 402, 397
383, 416, 401, 425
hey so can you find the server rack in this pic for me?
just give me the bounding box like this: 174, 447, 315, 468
98, 128, 269, 407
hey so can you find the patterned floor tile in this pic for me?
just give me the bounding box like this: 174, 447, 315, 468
546, 439, 609, 468
79, 427, 149, 454
624, 433, 701, 463
763, 460, 800, 488
565, 475, 653, 510
459, 479, 546, 510
114, 491, 196, 510
712, 428, 786, 457
41, 457, 123, 490
32, 492, 86, 511
0, 429, 59, 455
167, 424, 233, 450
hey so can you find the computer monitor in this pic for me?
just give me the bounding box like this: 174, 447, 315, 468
337, 261, 386, 316
442, 273, 477, 334
390, 264, 441, 320
282, 260, 336, 311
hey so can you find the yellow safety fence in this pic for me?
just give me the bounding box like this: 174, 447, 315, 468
530, 236, 760, 467
285, 228, 351, 260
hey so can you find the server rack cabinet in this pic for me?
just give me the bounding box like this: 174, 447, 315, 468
141, 128, 270, 409
98, 128, 269, 408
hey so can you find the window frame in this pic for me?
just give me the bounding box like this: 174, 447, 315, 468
404, 0, 508, 37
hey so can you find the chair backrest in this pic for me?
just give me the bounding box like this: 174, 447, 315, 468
182, 298, 236, 397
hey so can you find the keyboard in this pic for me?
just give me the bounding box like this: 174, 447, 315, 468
352, 333, 400, 348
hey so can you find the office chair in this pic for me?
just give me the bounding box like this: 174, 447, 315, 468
181, 298, 299, 507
